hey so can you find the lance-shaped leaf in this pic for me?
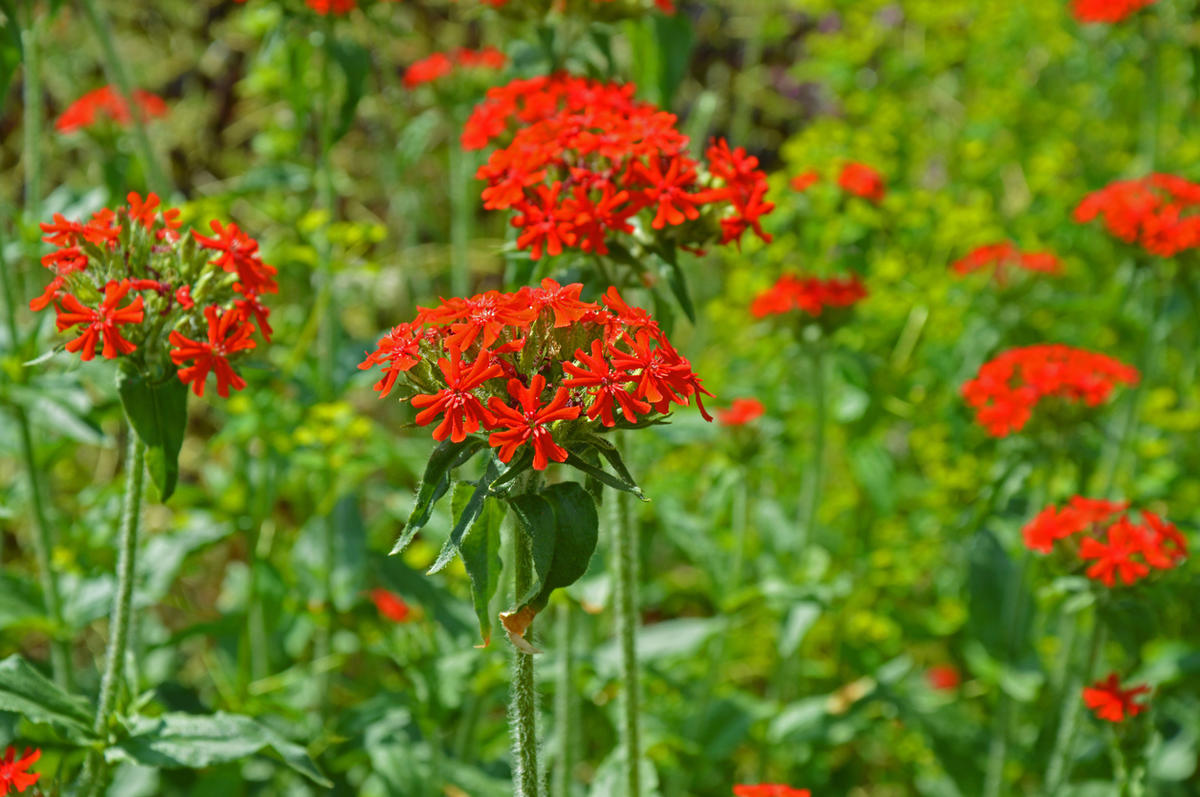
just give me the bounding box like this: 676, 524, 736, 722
107, 711, 331, 787
653, 241, 695, 323
0, 655, 96, 743
391, 437, 486, 556
116, 364, 189, 501
427, 457, 500, 575
508, 493, 557, 606
564, 448, 645, 500
501, 483, 599, 647
459, 498, 506, 646
579, 433, 646, 500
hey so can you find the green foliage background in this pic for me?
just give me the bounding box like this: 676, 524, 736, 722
1, 0, 1199, 794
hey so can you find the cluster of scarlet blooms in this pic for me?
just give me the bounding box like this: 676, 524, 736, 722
750, 274, 867, 321
950, 242, 1061, 283
464, 73, 773, 258
732, 785, 810, 797
1071, 0, 1158, 23
359, 280, 712, 470
1075, 174, 1200, 257
32, 193, 274, 399
1022, 496, 1185, 722
960, 344, 1139, 437
403, 47, 507, 89
0, 746, 39, 795
1023, 496, 1186, 587
481, 0, 675, 12
55, 85, 167, 134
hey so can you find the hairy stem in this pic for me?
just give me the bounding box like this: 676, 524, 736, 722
612, 488, 641, 797
77, 0, 171, 195
86, 430, 146, 794
800, 343, 826, 552
448, 108, 473, 298
511, 522, 541, 797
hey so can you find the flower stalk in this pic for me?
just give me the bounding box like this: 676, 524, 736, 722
85, 430, 146, 794
512, 514, 542, 797
553, 599, 576, 797
1043, 615, 1107, 793
612, 487, 641, 797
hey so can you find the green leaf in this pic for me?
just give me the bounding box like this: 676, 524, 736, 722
530, 483, 599, 610
108, 712, 330, 786
459, 498, 506, 645
328, 38, 370, 142
427, 458, 500, 575
0, 655, 96, 741
563, 449, 645, 500
508, 493, 557, 606
579, 434, 647, 499
657, 244, 696, 323
115, 365, 189, 502
391, 437, 486, 556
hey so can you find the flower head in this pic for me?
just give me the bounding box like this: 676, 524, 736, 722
732, 785, 811, 797
951, 242, 1062, 284
1083, 673, 1150, 722
33, 194, 272, 401
466, 74, 772, 259
717, 398, 765, 426
751, 273, 867, 321
360, 284, 711, 470
961, 345, 1139, 437
0, 747, 40, 795
55, 86, 167, 133
838, 162, 885, 203
1023, 498, 1186, 587
1075, 174, 1200, 257
1071, 0, 1157, 23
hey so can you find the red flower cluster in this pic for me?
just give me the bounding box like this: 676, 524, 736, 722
33, 194, 274, 399
465, 73, 773, 257
370, 589, 414, 623
0, 747, 40, 795
1071, 0, 1157, 23
750, 273, 867, 320
838, 162, 886, 203
961, 345, 1139, 437
1023, 497, 1186, 587
360, 281, 712, 470
717, 397, 765, 426
733, 786, 811, 797
926, 665, 961, 691
1083, 674, 1150, 722
789, 170, 820, 192
951, 242, 1062, 283
404, 47, 507, 89
55, 85, 167, 133
481, 0, 675, 11
1075, 174, 1200, 257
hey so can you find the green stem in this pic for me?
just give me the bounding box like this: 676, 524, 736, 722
316, 17, 337, 399
553, 600, 575, 797
800, 343, 826, 552
1139, 8, 1161, 171
511, 522, 541, 797
0, 227, 70, 688
77, 0, 171, 196
448, 107, 473, 298
1043, 614, 1107, 794
21, 9, 42, 227
86, 430, 146, 794
612, 487, 641, 797
982, 549, 1032, 797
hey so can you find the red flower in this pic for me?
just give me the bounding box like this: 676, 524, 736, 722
733, 785, 811, 797
750, 274, 867, 319
411, 347, 502, 443
369, 589, 413, 623
55, 85, 167, 133
1071, 0, 1157, 23
926, 665, 960, 691
487, 375, 582, 470
527, 278, 599, 327
790, 170, 820, 192
563, 339, 650, 427
193, 220, 278, 297
169, 305, 257, 398
404, 52, 454, 88
307, 0, 356, 13
512, 182, 576, 260
1075, 174, 1200, 257
717, 398, 764, 426
1022, 496, 1128, 554
359, 322, 427, 398
55, 280, 145, 361
1083, 673, 1150, 722
0, 747, 40, 795
961, 345, 1139, 437
951, 242, 1062, 283
838, 162, 885, 203
629, 154, 706, 230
